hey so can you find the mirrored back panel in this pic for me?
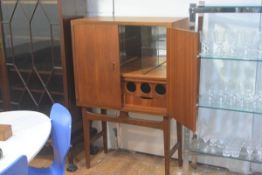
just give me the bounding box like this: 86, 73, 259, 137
120, 25, 166, 73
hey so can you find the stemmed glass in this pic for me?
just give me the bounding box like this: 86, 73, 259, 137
230, 138, 244, 158
256, 145, 262, 161
256, 32, 262, 60
222, 138, 231, 157
244, 139, 255, 160
256, 91, 262, 112
213, 28, 225, 57
198, 125, 210, 153
244, 89, 255, 111
209, 134, 218, 154
201, 30, 215, 57
200, 31, 208, 56
241, 30, 253, 59
227, 29, 239, 58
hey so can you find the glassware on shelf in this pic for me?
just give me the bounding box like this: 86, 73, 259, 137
201, 26, 262, 61
199, 86, 262, 114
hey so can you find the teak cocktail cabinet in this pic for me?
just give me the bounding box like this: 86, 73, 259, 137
71, 17, 199, 175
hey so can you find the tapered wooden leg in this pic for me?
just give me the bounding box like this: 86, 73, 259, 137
102, 121, 108, 153
163, 117, 170, 175
176, 121, 183, 167
101, 109, 108, 153
82, 109, 91, 168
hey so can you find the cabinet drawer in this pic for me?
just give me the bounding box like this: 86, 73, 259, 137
122, 80, 167, 114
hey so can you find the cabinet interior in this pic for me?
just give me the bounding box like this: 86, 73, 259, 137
119, 25, 167, 114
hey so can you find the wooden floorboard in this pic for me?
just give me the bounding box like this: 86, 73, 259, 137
30, 150, 243, 175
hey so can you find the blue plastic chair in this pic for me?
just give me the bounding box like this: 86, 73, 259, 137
29, 103, 72, 175
0, 155, 28, 175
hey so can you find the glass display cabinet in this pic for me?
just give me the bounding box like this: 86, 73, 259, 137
186, 4, 262, 171
0, 0, 87, 171
71, 17, 199, 175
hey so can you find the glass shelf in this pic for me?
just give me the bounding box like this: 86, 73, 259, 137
198, 96, 262, 115
200, 54, 262, 62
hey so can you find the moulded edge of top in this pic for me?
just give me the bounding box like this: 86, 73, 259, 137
70, 16, 189, 28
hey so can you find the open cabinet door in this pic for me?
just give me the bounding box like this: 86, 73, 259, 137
167, 28, 199, 131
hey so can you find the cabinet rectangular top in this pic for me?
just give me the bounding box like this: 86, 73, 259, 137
71, 16, 186, 27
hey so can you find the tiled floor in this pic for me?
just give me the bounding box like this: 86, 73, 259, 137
30, 149, 245, 175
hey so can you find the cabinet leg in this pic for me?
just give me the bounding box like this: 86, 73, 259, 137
163, 117, 170, 175
102, 121, 108, 153
101, 109, 108, 153
82, 110, 91, 168
176, 121, 183, 167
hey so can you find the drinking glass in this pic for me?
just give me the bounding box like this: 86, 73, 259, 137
217, 90, 224, 107
207, 89, 214, 105
230, 138, 244, 158
200, 31, 209, 56
213, 29, 226, 57
244, 89, 255, 111
197, 120, 210, 153
222, 138, 231, 157
236, 91, 245, 109
227, 29, 241, 58
223, 145, 231, 157
256, 145, 262, 161
227, 90, 237, 107
256, 91, 262, 112
241, 30, 253, 59
244, 139, 255, 160
209, 135, 218, 154
201, 134, 210, 153
256, 33, 262, 60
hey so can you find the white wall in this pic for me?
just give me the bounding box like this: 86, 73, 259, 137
87, 0, 195, 17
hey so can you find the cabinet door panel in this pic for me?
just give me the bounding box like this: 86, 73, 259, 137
167, 28, 199, 131
72, 23, 121, 109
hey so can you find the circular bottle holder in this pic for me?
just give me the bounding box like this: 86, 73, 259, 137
155, 84, 166, 95
140, 83, 151, 94
126, 82, 136, 92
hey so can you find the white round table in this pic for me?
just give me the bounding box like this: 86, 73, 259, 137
0, 111, 51, 172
